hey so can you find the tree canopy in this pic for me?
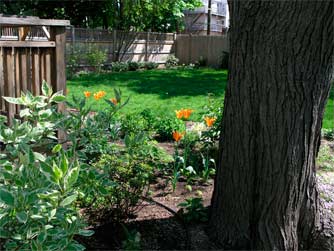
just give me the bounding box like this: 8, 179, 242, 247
0, 0, 202, 31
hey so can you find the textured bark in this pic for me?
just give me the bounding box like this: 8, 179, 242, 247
210, 1, 334, 250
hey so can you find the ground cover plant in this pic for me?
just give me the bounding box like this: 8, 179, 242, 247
67, 69, 333, 129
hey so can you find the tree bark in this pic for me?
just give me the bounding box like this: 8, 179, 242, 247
210, 1, 334, 250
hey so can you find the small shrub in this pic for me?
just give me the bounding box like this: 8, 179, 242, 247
111, 62, 129, 72
177, 197, 208, 223
128, 62, 140, 71
120, 113, 151, 136
165, 55, 179, 69
322, 129, 334, 141
86, 46, 107, 73
317, 145, 334, 171
220, 51, 229, 69
153, 115, 186, 141
144, 62, 159, 70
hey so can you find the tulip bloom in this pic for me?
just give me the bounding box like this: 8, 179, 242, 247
110, 98, 118, 105
173, 131, 184, 142
175, 108, 194, 120
204, 117, 216, 127
84, 91, 91, 98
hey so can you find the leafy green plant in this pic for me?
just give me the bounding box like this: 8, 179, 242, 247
111, 62, 129, 72
153, 116, 185, 141
322, 129, 334, 141
86, 46, 107, 73
165, 55, 179, 69
0, 83, 93, 251
122, 226, 141, 251
143, 62, 159, 70
317, 145, 334, 171
177, 197, 208, 223
128, 62, 140, 71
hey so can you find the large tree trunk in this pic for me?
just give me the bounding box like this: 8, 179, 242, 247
210, 1, 334, 250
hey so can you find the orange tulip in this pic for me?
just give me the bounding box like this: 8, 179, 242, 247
175, 108, 194, 120
93, 91, 106, 100
175, 110, 184, 119
84, 91, 91, 98
204, 117, 216, 127
110, 98, 118, 105
182, 109, 193, 119
173, 131, 184, 142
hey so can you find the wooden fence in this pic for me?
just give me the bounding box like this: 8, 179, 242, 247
175, 34, 229, 67
65, 28, 230, 68
0, 16, 69, 123
66, 28, 176, 66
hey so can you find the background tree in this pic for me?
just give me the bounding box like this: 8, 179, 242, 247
210, 1, 333, 250
0, 0, 202, 31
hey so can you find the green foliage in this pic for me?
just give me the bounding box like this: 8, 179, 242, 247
120, 113, 151, 136
143, 62, 159, 70
86, 46, 107, 73
0, 83, 92, 251
165, 55, 179, 69
317, 145, 334, 171
128, 62, 140, 71
177, 197, 208, 223
111, 62, 129, 72
122, 226, 141, 251
323, 129, 334, 141
154, 116, 186, 141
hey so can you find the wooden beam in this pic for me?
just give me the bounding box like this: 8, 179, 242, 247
18, 27, 30, 41
0, 17, 70, 26
42, 26, 51, 40
0, 41, 55, 47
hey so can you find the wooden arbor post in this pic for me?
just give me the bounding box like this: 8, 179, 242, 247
0, 16, 70, 124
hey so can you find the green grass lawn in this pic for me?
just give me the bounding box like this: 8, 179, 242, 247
67, 69, 333, 129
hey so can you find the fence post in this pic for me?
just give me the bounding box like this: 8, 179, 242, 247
112, 29, 117, 62
145, 31, 149, 62
50, 26, 67, 142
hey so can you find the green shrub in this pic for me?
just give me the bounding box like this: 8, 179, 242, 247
153, 115, 186, 141
165, 55, 179, 69
86, 46, 107, 73
177, 197, 208, 223
144, 62, 159, 70
120, 113, 151, 136
195, 56, 207, 68
128, 62, 140, 71
322, 129, 334, 141
111, 62, 129, 72
0, 83, 92, 251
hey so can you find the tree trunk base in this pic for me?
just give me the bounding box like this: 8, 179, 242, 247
310, 208, 334, 250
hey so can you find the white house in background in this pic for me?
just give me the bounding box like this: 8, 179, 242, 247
183, 0, 229, 35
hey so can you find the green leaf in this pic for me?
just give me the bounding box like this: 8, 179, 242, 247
60, 153, 69, 174
65, 167, 79, 188
3, 96, 23, 105
42, 80, 53, 97
19, 108, 31, 118
50, 91, 66, 103
34, 152, 46, 162
60, 194, 77, 207
78, 229, 94, 237
31, 214, 44, 219
16, 211, 28, 223
0, 188, 15, 206
52, 144, 62, 154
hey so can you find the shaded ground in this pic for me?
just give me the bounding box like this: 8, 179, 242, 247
81, 140, 333, 250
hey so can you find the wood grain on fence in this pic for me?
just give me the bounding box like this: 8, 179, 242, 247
0, 16, 69, 124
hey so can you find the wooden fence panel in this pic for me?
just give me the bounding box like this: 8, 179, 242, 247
175, 34, 229, 68
0, 16, 69, 124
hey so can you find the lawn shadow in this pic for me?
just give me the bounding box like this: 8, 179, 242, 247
73, 69, 228, 99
